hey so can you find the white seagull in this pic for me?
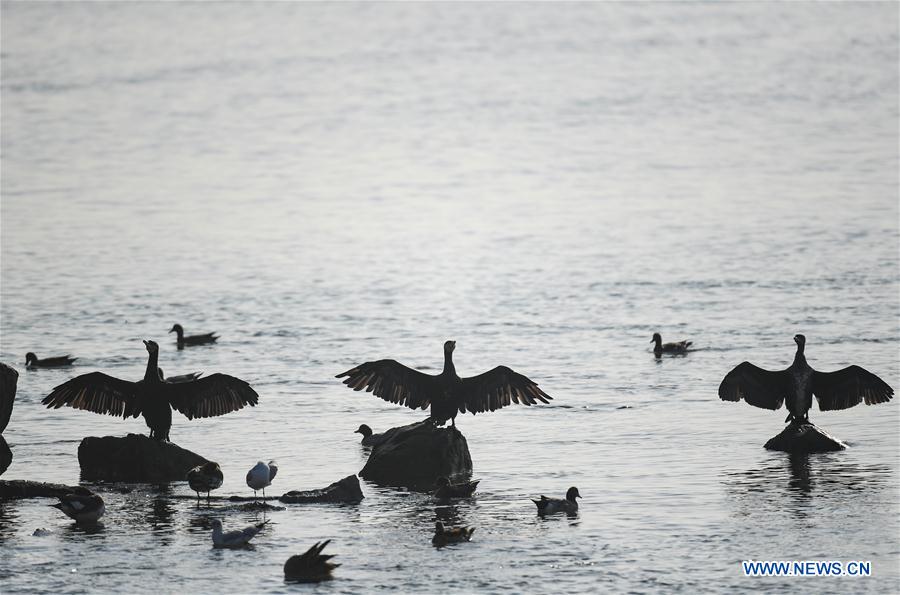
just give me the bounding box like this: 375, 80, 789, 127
246, 460, 278, 502
210, 518, 268, 548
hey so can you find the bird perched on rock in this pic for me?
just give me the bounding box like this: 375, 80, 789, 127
158, 368, 203, 383
433, 476, 479, 499
432, 521, 475, 546
169, 324, 218, 348
651, 333, 691, 357
354, 424, 383, 447
284, 540, 340, 582
533, 486, 580, 515
719, 334, 894, 423
41, 340, 258, 441
247, 460, 278, 502
211, 518, 268, 548
336, 340, 552, 427
187, 462, 223, 503
52, 492, 105, 524
26, 353, 76, 368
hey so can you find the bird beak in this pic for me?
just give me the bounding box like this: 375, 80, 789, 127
142, 340, 149, 347
168, 328, 174, 334
354, 429, 360, 434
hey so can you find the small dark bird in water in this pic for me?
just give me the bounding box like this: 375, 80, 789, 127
169, 324, 218, 348
52, 492, 105, 524
651, 333, 691, 357
284, 540, 340, 582
25, 353, 77, 368
432, 521, 475, 546
187, 462, 223, 503
433, 476, 479, 499
158, 368, 203, 383
719, 334, 894, 423
336, 340, 552, 427
533, 486, 580, 515
41, 340, 258, 441
354, 423, 383, 446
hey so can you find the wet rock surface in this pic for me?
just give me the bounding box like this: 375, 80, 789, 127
764, 421, 848, 453
0, 479, 94, 500
79, 434, 209, 482
281, 474, 364, 504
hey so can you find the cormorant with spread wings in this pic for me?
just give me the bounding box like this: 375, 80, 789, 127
42, 340, 258, 441
719, 334, 893, 423
336, 340, 552, 427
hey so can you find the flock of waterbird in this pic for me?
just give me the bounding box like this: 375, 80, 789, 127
22, 325, 895, 581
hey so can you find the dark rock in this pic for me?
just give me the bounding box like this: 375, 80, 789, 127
0, 436, 10, 476
764, 421, 848, 453
78, 433, 209, 482
359, 420, 472, 490
280, 474, 364, 504
1, 480, 94, 500
0, 362, 18, 434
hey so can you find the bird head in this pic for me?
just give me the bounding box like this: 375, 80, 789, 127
143, 340, 159, 354
168, 324, 182, 334
434, 521, 445, 532
794, 334, 806, 347
444, 340, 456, 353
566, 486, 581, 501
435, 476, 450, 487
211, 519, 223, 530
355, 424, 372, 436
25, 352, 37, 365
651, 333, 661, 344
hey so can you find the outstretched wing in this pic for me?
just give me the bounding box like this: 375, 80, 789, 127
813, 366, 894, 411
41, 372, 141, 418
335, 360, 441, 410
458, 366, 552, 414
166, 374, 259, 419
718, 362, 790, 410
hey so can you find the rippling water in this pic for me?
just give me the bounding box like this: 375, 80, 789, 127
1, 2, 898, 593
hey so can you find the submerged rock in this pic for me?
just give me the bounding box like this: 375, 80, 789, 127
0, 480, 94, 500
764, 421, 848, 453
0, 362, 18, 434
281, 474, 364, 504
78, 434, 209, 482
359, 420, 472, 489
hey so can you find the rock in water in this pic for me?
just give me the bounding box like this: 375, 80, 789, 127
0, 362, 18, 434
281, 475, 364, 504
359, 420, 472, 489
78, 434, 209, 482
764, 421, 848, 453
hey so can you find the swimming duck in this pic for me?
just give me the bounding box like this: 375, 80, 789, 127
533, 486, 580, 515
431, 521, 475, 546
284, 540, 340, 582
211, 518, 268, 548
158, 368, 203, 384
187, 462, 223, 503
52, 492, 105, 524
169, 324, 218, 348
354, 424, 384, 447
25, 353, 76, 368
41, 340, 258, 441
246, 460, 278, 501
433, 476, 479, 499
336, 340, 552, 427
651, 333, 691, 357
719, 334, 894, 423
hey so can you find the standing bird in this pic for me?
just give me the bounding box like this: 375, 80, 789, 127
187, 462, 224, 503
41, 340, 259, 441
52, 492, 105, 525
169, 324, 218, 348
431, 521, 475, 546
158, 368, 203, 383
533, 486, 581, 515
284, 540, 340, 582
651, 333, 691, 357
354, 424, 383, 447
336, 340, 552, 427
26, 353, 77, 368
433, 476, 479, 499
247, 460, 278, 502
719, 334, 894, 423
210, 518, 268, 548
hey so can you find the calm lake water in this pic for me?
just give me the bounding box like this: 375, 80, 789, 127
1, 2, 898, 593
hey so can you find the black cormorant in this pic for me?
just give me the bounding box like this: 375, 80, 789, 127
335, 340, 552, 427
719, 334, 893, 423
41, 340, 258, 441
